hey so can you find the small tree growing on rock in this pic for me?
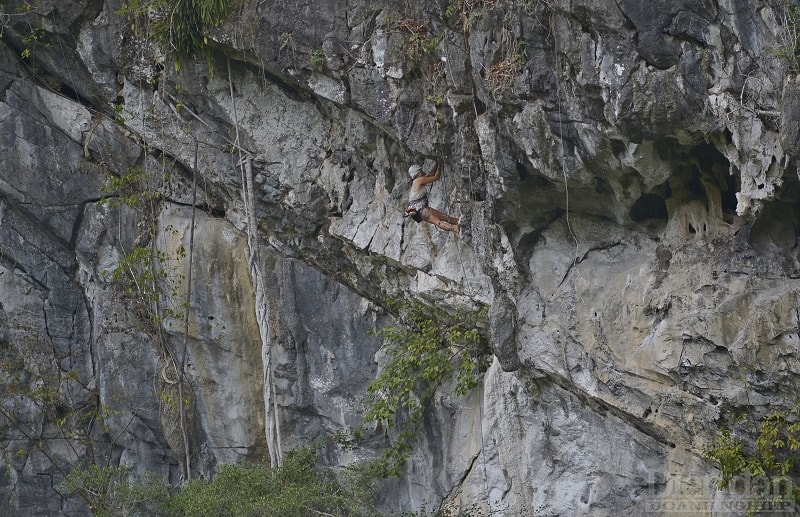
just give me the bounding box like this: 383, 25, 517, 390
356, 298, 490, 477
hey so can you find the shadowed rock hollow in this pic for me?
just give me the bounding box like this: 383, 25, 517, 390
1, 0, 800, 514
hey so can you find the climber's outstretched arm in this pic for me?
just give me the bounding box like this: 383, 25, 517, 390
413, 161, 442, 187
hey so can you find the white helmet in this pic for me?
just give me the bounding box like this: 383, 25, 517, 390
408, 164, 422, 178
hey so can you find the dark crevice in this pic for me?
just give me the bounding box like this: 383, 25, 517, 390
526, 366, 677, 449
557, 239, 623, 289
0, 195, 76, 275
69, 201, 90, 251
0, 253, 49, 292
516, 161, 529, 181
57, 82, 95, 111
473, 97, 486, 115
630, 193, 668, 222
165, 198, 227, 218
748, 173, 800, 252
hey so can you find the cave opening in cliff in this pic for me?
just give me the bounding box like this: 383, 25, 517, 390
748, 168, 800, 252
629, 139, 737, 227
630, 193, 668, 222
694, 140, 738, 216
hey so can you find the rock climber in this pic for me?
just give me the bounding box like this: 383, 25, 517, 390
404, 160, 460, 234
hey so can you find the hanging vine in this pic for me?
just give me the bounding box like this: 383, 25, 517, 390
228, 58, 283, 468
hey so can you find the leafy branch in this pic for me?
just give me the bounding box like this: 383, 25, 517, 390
706, 406, 800, 515
60, 465, 170, 517
357, 298, 489, 477
52, 436, 380, 515
99, 167, 164, 209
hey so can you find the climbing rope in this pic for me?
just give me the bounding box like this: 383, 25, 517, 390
430, 21, 495, 513
434, 7, 582, 511
428, 115, 478, 306
436, 158, 493, 514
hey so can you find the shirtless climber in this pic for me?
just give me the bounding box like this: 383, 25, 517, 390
404, 160, 460, 234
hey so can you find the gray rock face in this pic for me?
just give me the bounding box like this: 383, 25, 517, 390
2, 0, 800, 514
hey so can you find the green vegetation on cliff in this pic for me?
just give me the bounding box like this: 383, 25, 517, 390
61, 446, 377, 516
706, 406, 800, 515
357, 298, 490, 477
117, 0, 232, 63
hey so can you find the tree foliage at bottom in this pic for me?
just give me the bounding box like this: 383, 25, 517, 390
706, 406, 800, 515
61, 447, 377, 517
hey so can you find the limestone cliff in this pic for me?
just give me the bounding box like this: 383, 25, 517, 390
1, 0, 800, 515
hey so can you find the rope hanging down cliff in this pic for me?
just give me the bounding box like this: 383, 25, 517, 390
418, 50, 494, 506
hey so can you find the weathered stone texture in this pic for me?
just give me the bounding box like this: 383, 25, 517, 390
2, 0, 800, 514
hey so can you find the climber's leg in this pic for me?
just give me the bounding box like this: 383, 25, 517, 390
426, 207, 459, 225
422, 208, 460, 233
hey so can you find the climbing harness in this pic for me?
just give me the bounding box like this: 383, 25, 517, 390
405, 192, 429, 222
404, 207, 424, 222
